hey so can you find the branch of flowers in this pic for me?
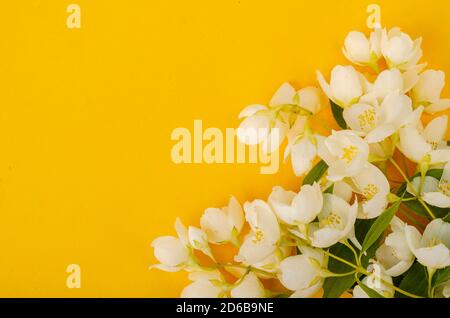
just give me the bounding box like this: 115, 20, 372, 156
388, 158, 436, 220
322, 249, 423, 298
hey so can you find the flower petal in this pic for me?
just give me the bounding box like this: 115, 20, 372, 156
269, 82, 296, 107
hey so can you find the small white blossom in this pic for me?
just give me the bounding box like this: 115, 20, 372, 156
408, 162, 450, 208
405, 218, 450, 269
398, 115, 450, 165
351, 163, 390, 219
343, 91, 421, 144
381, 27, 423, 71
278, 247, 327, 297
268, 183, 323, 226
412, 70, 450, 113
317, 130, 370, 182
376, 217, 415, 276
309, 194, 358, 248
200, 196, 244, 245
317, 65, 371, 108
235, 200, 280, 265
342, 29, 382, 67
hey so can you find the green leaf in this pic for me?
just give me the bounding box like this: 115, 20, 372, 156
432, 267, 450, 287
361, 201, 401, 254
355, 219, 381, 267
397, 262, 428, 298
357, 282, 385, 298
330, 100, 347, 129
303, 160, 328, 185
322, 243, 356, 298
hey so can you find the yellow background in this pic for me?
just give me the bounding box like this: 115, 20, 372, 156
0, 0, 449, 297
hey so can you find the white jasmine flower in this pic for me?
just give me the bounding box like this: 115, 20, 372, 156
344, 91, 420, 144
380, 27, 423, 71
237, 82, 326, 153
351, 163, 390, 219
309, 194, 358, 248
342, 29, 382, 67
150, 218, 193, 272
405, 218, 450, 269
235, 200, 280, 265
151, 236, 190, 272
278, 246, 327, 297
230, 272, 267, 298
228, 247, 290, 279
317, 130, 370, 182
408, 162, 450, 208
353, 264, 395, 298
288, 134, 318, 177
375, 217, 415, 276
237, 106, 288, 153
269, 82, 326, 115
268, 183, 323, 225
200, 196, 244, 245
369, 68, 419, 101
181, 270, 226, 298
412, 70, 450, 113
317, 65, 371, 108
398, 115, 450, 165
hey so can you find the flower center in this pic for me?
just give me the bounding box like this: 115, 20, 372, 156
321, 212, 342, 229
438, 179, 450, 196
341, 145, 359, 163
358, 108, 376, 131
363, 184, 379, 200
252, 228, 264, 243
427, 141, 439, 150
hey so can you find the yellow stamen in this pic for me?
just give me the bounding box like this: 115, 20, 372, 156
320, 213, 342, 229
252, 228, 264, 243
363, 184, 379, 200
357, 108, 376, 130
438, 179, 450, 196
341, 146, 359, 163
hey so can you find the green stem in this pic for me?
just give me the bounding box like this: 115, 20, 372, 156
273, 104, 312, 117
389, 158, 436, 220
341, 240, 360, 267
322, 249, 423, 298
427, 268, 436, 298
323, 269, 357, 277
